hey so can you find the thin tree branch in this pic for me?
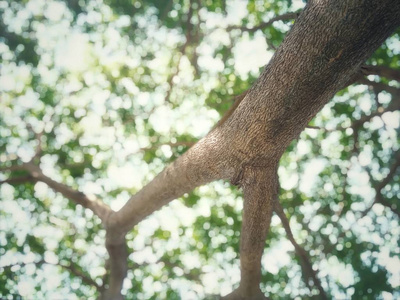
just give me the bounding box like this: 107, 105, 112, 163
376, 150, 400, 191
1, 259, 101, 290
357, 77, 400, 98
306, 73, 399, 134
124, 141, 196, 161
0, 153, 18, 162
21, 162, 111, 223
274, 200, 328, 300
3, 161, 124, 298
305, 96, 399, 134
0, 175, 35, 185
305, 125, 322, 130
139, 141, 196, 152
374, 194, 400, 218
350, 105, 398, 132
361, 65, 400, 82
27, 124, 44, 161
163, 0, 193, 105
155, 256, 202, 282
0, 165, 26, 172
227, 12, 298, 32
0, 260, 46, 270
58, 261, 103, 291
361, 150, 400, 218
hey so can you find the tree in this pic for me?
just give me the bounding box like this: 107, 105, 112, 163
1, 0, 399, 299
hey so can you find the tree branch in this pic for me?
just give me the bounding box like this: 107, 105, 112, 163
27, 124, 44, 161
357, 77, 400, 98
106, 131, 231, 235
361, 65, 400, 82
1, 259, 101, 291
376, 150, 400, 192
227, 12, 298, 32
139, 141, 196, 152
3, 161, 126, 299
361, 150, 400, 218
0, 165, 26, 172
163, 0, 193, 104
20, 162, 111, 223
0, 175, 35, 185
102, 236, 128, 300
223, 166, 279, 300
305, 89, 399, 134
58, 261, 103, 291
274, 200, 327, 299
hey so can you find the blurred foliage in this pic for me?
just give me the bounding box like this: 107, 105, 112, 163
0, 0, 399, 299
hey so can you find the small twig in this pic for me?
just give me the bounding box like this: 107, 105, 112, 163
227, 12, 299, 32
305, 125, 322, 130
155, 256, 202, 282
140, 141, 196, 152
163, 0, 194, 105
361, 150, 400, 217
274, 200, 328, 299
58, 261, 103, 291
26, 124, 44, 161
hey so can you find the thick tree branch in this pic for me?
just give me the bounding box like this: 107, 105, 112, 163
223, 166, 279, 300
274, 201, 327, 299
106, 132, 232, 237
102, 237, 128, 300
227, 12, 298, 32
